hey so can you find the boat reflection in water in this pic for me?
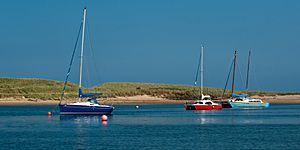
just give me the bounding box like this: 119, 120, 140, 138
59, 115, 110, 125
191, 108, 267, 125
193, 109, 226, 124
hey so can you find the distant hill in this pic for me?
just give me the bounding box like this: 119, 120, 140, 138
0, 78, 298, 100
93, 82, 225, 100
0, 78, 77, 99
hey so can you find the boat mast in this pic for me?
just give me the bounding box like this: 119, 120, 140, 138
245, 50, 251, 91
79, 7, 87, 101
231, 49, 237, 95
200, 45, 204, 98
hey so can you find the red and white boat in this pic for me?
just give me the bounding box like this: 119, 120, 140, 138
185, 94, 222, 110
184, 46, 222, 110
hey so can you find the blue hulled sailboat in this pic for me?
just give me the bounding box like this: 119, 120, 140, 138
59, 7, 113, 115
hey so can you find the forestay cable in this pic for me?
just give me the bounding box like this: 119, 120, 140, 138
60, 23, 82, 101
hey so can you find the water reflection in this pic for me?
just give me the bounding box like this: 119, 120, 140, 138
192, 110, 222, 124
190, 108, 270, 125
56, 105, 300, 125
60, 115, 108, 125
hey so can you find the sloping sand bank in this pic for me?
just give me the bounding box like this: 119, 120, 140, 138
0, 95, 299, 105
254, 95, 300, 104
0, 95, 183, 105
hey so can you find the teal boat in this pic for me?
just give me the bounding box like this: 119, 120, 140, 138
228, 93, 270, 108
225, 50, 270, 108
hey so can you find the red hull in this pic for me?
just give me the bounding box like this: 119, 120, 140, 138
185, 104, 222, 110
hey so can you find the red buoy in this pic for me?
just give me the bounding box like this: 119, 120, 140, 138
102, 121, 108, 125
47, 112, 52, 116
101, 115, 108, 121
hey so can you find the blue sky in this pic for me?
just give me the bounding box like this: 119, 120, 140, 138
0, 0, 299, 92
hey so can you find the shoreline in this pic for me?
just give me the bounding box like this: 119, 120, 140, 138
1, 95, 300, 105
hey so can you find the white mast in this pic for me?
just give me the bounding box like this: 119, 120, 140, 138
79, 7, 87, 100
200, 45, 204, 98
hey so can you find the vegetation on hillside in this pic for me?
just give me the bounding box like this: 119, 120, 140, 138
0, 78, 77, 99
92, 82, 227, 100
0, 78, 299, 100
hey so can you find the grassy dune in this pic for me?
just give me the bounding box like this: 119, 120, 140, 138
92, 82, 226, 100
0, 78, 298, 100
0, 78, 77, 99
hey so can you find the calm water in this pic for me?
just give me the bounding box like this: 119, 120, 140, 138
0, 104, 300, 150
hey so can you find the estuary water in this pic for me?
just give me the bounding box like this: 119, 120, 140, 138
0, 104, 300, 149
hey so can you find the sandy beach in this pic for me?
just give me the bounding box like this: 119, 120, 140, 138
0, 95, 182, 105
1, 94, 300, 105
254, 95, 300, 104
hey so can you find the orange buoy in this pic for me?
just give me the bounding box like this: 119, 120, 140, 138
101, 115, 108, 121
47, 112, 52, 116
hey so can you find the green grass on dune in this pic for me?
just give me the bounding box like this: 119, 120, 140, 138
0, 78, 299, 100
0, 78, 77, 99
92, 82, 227, 100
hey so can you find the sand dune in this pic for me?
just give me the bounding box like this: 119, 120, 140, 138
254, 95, 300, 104
0, 94, 300, 105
